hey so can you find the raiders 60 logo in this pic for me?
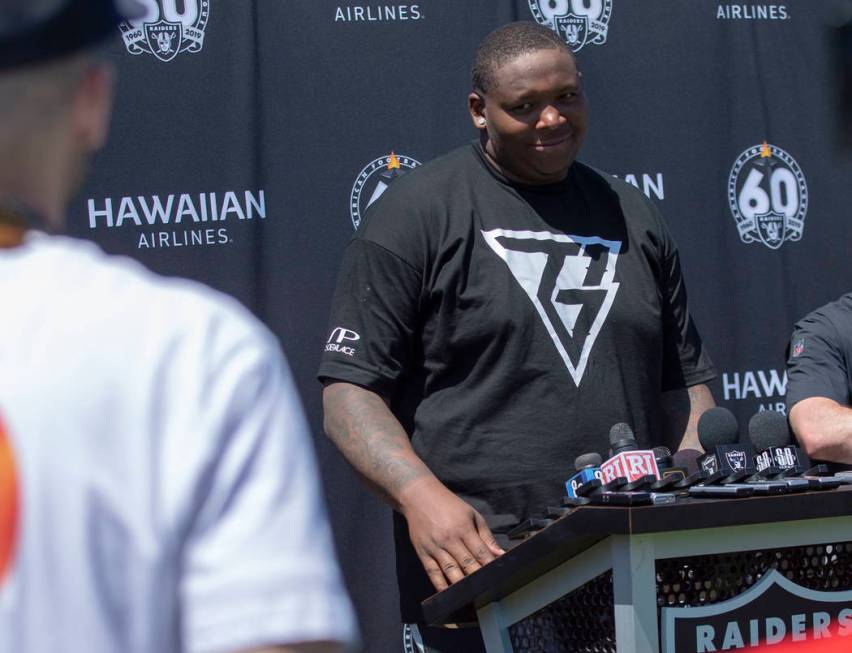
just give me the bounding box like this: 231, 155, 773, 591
728, 143, 808, 250
528, 0, 613, 52
350, 152, 421, 229
119, 0, 210, 62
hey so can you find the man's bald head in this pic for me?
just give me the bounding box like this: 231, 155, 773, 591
0, 0, 122, 138
0, 0, 133, 224
471, 22, 576, 94
0, 54, 96, 125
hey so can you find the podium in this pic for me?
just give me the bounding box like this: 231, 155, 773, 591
422, 488, 852, 652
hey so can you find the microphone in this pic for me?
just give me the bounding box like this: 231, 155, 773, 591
749, 410, 825, 476
599, 423, 660, 490
653, 446, 672, 469
609, 422, 636, 456
697, 407, 755, 483
671, 449, 711, 488
565, 453, 603, 499
748, 410, 838, 490
649, 446, 685, 490
672, 448, 703, 475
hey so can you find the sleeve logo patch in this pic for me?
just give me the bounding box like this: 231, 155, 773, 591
325, 327, 361, 357
792, 338, 805, 358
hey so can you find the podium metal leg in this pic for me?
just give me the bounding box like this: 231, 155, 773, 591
474, 539, 614, 652
612, 535, 659, 653
477, 602, 514, 653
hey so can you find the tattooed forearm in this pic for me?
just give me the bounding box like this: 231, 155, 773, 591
322, 381, 432, 509
662, 383, 716, 452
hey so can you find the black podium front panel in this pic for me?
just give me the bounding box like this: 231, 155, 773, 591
507, 541, 852, 653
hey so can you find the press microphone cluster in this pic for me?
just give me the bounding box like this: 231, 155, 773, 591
686, 408, 841, 496
528, 410, 846, 541
565, 424, 678, 506
746, 410, 840, 490
561, 408, 847, 508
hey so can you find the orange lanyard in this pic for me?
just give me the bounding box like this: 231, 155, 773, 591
0, 206, 30, 249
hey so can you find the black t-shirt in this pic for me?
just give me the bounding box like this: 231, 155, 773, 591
786, 293, 852, 410
318, 142, 715, 621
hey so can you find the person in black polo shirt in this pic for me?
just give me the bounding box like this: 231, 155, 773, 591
787, 293, 852, 464
319, 21, 716, 652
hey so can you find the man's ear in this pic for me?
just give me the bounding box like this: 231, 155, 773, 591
72, 63, 115, 152
468, 91, 487, 131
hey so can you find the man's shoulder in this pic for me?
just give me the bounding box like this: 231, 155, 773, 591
362, 143, 479, 216
354, 144, 482, 256
574, 162, 660, 211
574, 162, 635, 196
796, 293, 852, 338
34, 235, 273, 350
394, 143, 478, 191
573, 161, 670, 238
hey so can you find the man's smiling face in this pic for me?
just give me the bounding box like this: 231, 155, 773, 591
470, 47, 588, 185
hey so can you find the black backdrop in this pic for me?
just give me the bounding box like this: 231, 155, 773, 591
68, 2, 852, 650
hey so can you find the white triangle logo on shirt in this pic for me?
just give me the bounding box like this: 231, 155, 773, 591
481, 229, 621, 386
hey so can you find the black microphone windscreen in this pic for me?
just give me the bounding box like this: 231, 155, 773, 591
748, 410, 791, 451
697, 407, 739, 450
653, 446, 672, 468
672, 448, 702, 475
575, 452, 602, 470
608, 422, 634, 445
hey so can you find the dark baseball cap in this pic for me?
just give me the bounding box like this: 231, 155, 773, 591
0, 0, 146, 70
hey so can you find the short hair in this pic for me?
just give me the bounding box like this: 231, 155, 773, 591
471, 21, 574, 94
0, 52, 97, 140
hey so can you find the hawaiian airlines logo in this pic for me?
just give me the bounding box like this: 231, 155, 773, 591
481, 229, 620, 386
728, 142, 808, 250
717, 4, 790, 20
0, 416, 19, 587
528, 0, 613, 52
119, 0, 210, 62
86, 189, 267, 250
334, 4, 423, 22
350, 152, 421, 229
722, 367, 787, 415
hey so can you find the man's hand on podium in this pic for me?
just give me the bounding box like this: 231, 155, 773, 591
399, 476, 505, 591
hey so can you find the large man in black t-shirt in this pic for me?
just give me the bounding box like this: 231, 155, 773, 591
319, 22, 716, 651
786, 293, 852, 464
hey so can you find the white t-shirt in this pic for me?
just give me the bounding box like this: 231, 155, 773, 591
0, 234, 358, 653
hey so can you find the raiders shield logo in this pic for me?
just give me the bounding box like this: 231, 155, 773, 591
555, 14, 588, 50
756, 211, 786, 250
145, 20, 182, 62
725, 450, 746, 471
